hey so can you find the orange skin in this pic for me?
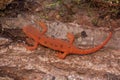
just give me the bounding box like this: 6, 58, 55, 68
23, 21, 112, 59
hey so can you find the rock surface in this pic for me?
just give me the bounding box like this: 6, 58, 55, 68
0, 13, 120, 80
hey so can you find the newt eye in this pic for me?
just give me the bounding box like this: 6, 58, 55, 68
38, 36, 41, 38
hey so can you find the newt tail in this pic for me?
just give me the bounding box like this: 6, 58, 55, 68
23, 21, 112, 59
56, 31, 112, 59
72, 32, 112, 54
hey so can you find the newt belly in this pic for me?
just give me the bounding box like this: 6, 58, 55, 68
23, 21, 112, 59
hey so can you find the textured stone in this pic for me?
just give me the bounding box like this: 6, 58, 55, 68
0, 8, 119, 80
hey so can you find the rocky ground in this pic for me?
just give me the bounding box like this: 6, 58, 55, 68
0, 0, 120, 80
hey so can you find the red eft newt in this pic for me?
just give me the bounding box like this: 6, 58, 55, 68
23, 21, 112, 59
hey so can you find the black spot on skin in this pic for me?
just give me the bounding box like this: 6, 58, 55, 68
50, 43, 53, 46
54, 44, 58, 47
44, 41, 47, 44
38, 37, 41, 39
60, 45, 63, 48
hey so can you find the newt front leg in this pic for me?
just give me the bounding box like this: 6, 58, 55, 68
37, 21, 47, 35
25, 39, 39, 50
24, 21, 47, 50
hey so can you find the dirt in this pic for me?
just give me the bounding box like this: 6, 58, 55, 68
0, 0, 14, 10
0, 0, 120, 80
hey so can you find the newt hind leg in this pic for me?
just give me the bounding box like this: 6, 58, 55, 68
67, 32, 74, 44
55, 52, 69, 59
55, 33, 74, 59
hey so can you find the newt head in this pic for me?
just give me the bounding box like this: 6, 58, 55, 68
23, 25, 42, 39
